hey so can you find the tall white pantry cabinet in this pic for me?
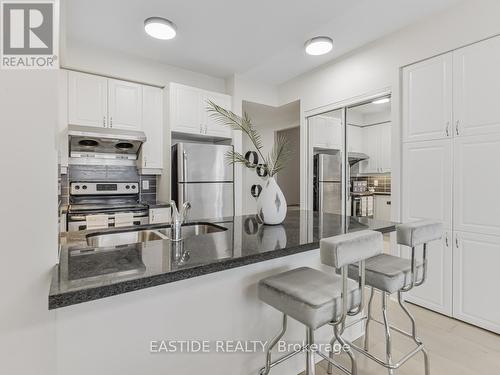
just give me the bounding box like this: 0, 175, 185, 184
402, 35, 500, 333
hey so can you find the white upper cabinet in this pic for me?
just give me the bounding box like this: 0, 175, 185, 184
453, 231, 500, 333
403, 229, 453, 316
68, 71, 108, 128
310, 116, 342, 150
359, 123, 391, 174
108, 79, 143, 131
453, 37, 500, 137
170, 84, 203, 135
360, 125, 379, 173
378, 123, 391, 173
402, 139, 453, 229
402, 53, 453, 142
204, 91, 232, 138
454, 134, 500, 236
169, 83, 233, 138
139, 86, 163, 171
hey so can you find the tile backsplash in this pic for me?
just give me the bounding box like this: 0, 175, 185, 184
61, 165, 158, 204
351, 174, 391, 194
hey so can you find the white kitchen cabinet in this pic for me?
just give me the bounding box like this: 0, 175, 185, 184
454, 134, 500, 236
169, 83, 232, 138
358, 123, 391, 174
378, 123, 391, 173
403, 230, 453, 316
139, 86, 163, 172
58, 70, 69, 172
204, 91, 232, 137
453, 231, 500, 333
149, 207, 170, 224
402, 139, 453, 229
170, 83, 203, 135
374, 195, 391, 222
402, 53, 453, 142
310, 116, 342, 150
68, 71, 108, 128
108, 79, 143, 131
453, 36, 500, 137
359, 125, 378, 173
347, 125, 363, 152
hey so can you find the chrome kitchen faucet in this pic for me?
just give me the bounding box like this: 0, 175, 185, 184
169, 200, 191, 241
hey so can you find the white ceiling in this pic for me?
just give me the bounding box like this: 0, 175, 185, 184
65, 0, 462, 85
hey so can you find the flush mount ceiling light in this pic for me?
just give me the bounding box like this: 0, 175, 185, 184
372, 97, 390, 104
304, 36, 333, 56
144, 17, 177, 40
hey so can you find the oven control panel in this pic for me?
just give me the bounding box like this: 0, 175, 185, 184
70, 182, 139, 195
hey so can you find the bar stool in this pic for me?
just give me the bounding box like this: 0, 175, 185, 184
257, 230, 383, 375
328, 220, 443, 375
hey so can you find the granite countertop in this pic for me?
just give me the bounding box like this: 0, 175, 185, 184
49, 210, 396, 310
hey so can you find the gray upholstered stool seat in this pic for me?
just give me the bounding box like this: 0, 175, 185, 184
348, 254, 425, 294
258, 267, 361, 329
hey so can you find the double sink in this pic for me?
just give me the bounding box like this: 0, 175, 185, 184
86, 223, 227, 248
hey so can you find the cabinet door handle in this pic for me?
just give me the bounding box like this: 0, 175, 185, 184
445, 121, 450, 136
455, 120, 459, 136
455, 236, 459, 248
445, 233, 449, 247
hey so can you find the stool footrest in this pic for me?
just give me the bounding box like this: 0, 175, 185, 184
349, 341, 424, 370
258, 346, 305, 375
316, 350, 352, 375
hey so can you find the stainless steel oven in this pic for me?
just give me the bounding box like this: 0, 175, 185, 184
67, 181, 149, 232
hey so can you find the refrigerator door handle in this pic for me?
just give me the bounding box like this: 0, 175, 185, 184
182, 150, 188, 202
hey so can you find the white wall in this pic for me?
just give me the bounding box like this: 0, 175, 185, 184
64, 41, 226, 93
225, 74, 281, 215
0, 71, 59, 374
277, 0, 500, 223
241, 101, 300, 214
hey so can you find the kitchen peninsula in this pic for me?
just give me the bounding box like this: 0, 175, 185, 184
49, 211, 394, 375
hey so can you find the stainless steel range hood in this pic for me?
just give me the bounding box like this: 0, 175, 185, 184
348, 152, 369, 166
68, 125, 146, 164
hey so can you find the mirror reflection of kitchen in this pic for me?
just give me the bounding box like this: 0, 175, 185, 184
309, 108, 344, 215
347, 96, 392, 250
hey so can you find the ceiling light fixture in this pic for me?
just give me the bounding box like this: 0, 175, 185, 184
372, 97, 390, 105
144, 17, 177, 40
304, 36, 333, 56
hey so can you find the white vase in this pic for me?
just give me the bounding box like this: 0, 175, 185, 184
257, 177, 287, 225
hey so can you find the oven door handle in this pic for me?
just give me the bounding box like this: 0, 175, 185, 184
69, 212, 149, 221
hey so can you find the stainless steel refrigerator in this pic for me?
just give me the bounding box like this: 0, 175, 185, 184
172, 143, 234, 220
313, 152, 342, 214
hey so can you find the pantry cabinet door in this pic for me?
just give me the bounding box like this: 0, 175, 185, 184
402, 53, 453, 142
453, 231, 500, 333
454, 134, 500, 236
108, 79, 143, 131
403, 230, 453, 316
378, 123, 392, 173
453, 36, 500, 137
68, 71, 108, 128
402, 139, 452, 229
140, 86, 163, 171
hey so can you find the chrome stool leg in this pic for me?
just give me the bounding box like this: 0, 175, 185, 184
326, 329, 336, 374
306, 327, 316, 375
260, 314, 288, 375
334, 324, 358, 375
364, 287, 375, 351
398, 291, 430, 375
382, 293, 394, 375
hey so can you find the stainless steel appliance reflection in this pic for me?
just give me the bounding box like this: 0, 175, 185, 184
313, 152, 342, 214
